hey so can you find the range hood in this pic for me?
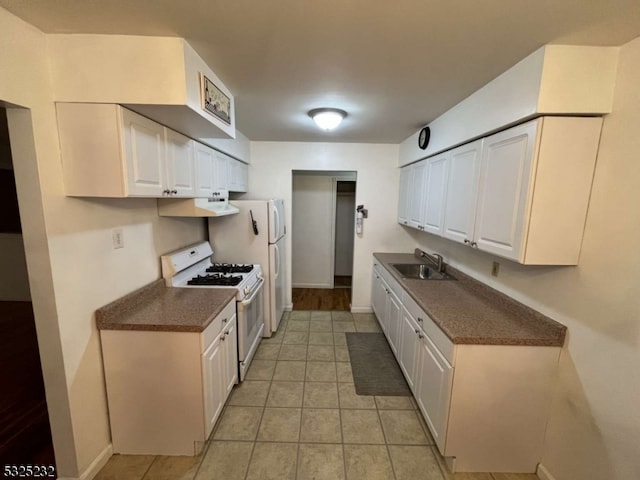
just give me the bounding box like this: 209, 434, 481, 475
158, 191, 239, 217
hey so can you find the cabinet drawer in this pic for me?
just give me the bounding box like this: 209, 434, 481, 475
403, 293, 455, 365
201, 299, 236, 352
377, 263, 403, 299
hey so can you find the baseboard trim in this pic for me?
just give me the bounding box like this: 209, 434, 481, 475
57, 444, 112, 480
292, 283, 332, 288
284, 304, 293, 312
350, 306, 373, 313
536, 463, 557, 480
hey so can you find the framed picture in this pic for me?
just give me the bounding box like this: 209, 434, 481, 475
200, 73, 231, 125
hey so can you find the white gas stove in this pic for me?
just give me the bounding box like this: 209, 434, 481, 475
161, 242, 265, 381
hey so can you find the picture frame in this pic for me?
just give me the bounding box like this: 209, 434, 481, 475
200, 73, 231, 125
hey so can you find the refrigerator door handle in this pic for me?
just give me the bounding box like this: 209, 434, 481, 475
274, 243, 280, 278
272, 204, 280, 242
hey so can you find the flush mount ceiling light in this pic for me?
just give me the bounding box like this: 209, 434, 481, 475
308, 108, 347, 131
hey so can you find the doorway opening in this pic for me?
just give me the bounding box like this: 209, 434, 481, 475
0, 107, 55, 467
291, 170, 356, 311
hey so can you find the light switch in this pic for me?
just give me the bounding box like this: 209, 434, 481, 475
112, 228, 124, 249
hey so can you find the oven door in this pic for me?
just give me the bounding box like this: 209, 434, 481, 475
237, 277, 265, 380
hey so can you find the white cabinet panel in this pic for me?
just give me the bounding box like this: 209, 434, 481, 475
386, 290, 402, 356
398, 166, 411, 226
416, 333, 454, 453
398, 307, 420, 393
474, 121, 536, 260
228, 158, 249, 192
222, 315, 238, 397
194, 142, 215, 198
213, 151, 229, 191
423, 152, 449, 236
443, 140, 482, 244
202, 335, 224, 439
408, 161, 427, 230
165, 129, 196, 197
122, 108, 166, 196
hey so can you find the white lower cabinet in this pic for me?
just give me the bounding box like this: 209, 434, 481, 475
101, 299, 238, 456
415, 331, 454, 453
398, 307, 420, 393
371, 257, 561, 473
202, 313, 238, 438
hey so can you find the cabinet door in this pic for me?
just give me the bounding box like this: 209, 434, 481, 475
398, 307, 420, 393
423, 152, 449, 235
371, 269, 387, 333
228, 159, 249, 193
408, 161, 427, 230
398, 166, 412, 226
165, 129, 196, 197
386, 290, 402, 356
416, 333, 454, 453
202, 335, 224, 438
474, 121, 537, 261
222, 315, 238, 398
194, 143, 215, 198
121, 108, 166, 196
443, 140, 482, 244
213, 151, 229, 191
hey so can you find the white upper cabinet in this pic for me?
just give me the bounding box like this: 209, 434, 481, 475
473, 117, 602, 264
408, 161, 427, 230
400, 116, 602, 265
474, 122, 536, 260
165, 129, 196, 197
423, 152, 449, 236
397, 166, 412, 226
58, 103, 199, 198
121, 108, 167, 196
228, 159, 248, 193
443, 140, 483, 244
213, 151, 229, 191
194, 142, 216, 198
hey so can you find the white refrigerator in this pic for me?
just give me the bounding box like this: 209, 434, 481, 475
208, 199, 286, 336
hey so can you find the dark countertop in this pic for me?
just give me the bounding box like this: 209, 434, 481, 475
374, 252, 566, 347
96, 279, 237, 332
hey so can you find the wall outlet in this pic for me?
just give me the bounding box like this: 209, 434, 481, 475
491, 261, 500, 277
112, 228, 124, 249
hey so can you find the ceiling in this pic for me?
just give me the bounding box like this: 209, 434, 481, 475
2, 1, 640, 143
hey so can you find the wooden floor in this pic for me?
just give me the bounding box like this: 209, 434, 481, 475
0, 302, 55, 470
292, 286, 351, 310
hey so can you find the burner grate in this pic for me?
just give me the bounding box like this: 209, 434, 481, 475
187, 273, 243, 286
206, 263, 254, 274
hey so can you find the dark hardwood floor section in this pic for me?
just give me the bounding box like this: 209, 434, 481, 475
292, 287, 351, 310
0, 301, 56, 471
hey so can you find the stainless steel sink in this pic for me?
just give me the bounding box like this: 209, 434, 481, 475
391, 263, 455, 280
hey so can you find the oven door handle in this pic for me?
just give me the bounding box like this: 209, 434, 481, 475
240, 277, 265, 307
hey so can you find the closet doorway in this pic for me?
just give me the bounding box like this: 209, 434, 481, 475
291, 171, 356, 310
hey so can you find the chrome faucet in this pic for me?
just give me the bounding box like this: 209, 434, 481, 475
415, 248, 444, 273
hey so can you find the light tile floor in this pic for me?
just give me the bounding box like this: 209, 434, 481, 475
95, 311, 539, 480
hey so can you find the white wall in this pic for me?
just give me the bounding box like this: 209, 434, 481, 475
0, 8, 207, 478
249, 142, 415, 312
291, 174, 335, 288
409, 36, 640, 480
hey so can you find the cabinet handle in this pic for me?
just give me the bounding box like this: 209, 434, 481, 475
470, 241, 477, 248
171, 189, 178, 195
417, 317, 423, 323
222, 318, 228, 323
221, 336, 225, 342
225, 331, 230, 336
463, 239, 470, 244
404, 221, 408, 225
415, 329, 420, 334
162, 189, 171, 195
